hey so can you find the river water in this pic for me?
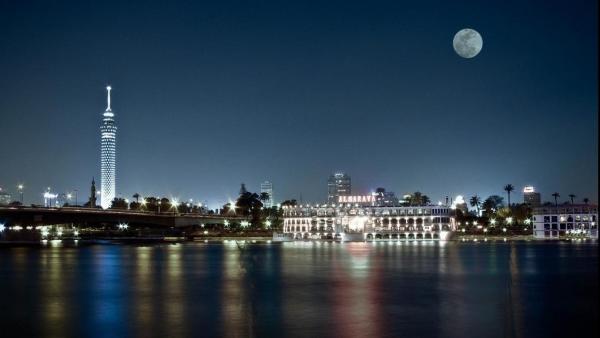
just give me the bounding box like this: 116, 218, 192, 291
0, 241, 597, 338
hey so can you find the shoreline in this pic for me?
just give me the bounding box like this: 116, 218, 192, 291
1, 235, 596, 247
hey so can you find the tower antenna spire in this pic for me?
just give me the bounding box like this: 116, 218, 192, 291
106, 85, 112, 111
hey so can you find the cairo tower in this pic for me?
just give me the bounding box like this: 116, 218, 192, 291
100, 86, 116, 209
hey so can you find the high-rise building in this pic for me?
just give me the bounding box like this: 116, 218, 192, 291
260, 181, 274, 208
0, 188, 11, 205
523, 186, 541, 207
327, 172, 351, 203
374, 187, 399, 207
100, 86, 117, 209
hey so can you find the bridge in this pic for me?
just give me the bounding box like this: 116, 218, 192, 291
0, 206, 247, 228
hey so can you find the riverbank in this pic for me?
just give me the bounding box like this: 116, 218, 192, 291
2, 236, 596, 247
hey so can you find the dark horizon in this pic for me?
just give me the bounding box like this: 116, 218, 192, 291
0, 0, 597, 208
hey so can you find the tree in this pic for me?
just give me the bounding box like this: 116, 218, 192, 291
133, 193, 140, 203
110, 198, 128, 210
259, 192, 270, 204
221, 202, 235, 215
177, 202, 189, 214
143, 196, 159, 212
159, 198, 172, 213
235, 190, 263, 228
511, 203, 532, 225
236, 192, 262, 217
568, 194, 575, 204
482, 195, 504, 217
583, 198, 589, 205
280, 199, 298, 207
470, 195, 482, 215
408, 192, 430, 206
551, 192, 560, 207
503, 184, 514, 208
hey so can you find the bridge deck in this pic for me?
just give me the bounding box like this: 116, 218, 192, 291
0, 206, 246, 228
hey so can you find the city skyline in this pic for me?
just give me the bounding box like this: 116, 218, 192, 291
0, 0, 597, 207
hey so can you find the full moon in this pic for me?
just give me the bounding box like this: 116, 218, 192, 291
453, 28, 483, 58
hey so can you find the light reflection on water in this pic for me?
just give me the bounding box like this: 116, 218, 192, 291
0, 241, 597, 338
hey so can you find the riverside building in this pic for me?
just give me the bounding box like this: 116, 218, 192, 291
282, 197, 455, 241
532, 204, 598, 239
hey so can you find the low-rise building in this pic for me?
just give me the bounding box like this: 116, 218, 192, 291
532, 204, 598, 239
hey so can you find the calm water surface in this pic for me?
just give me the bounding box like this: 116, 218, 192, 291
0, 241, 597, 338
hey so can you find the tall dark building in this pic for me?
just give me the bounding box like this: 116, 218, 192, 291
374, 187, 400, 207
327, 172, 351, 203
523, 186, 541, 207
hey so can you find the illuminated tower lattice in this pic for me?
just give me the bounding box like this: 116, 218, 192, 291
100, 85, 116, 209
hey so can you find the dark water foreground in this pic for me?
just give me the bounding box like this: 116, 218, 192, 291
0, 241, 597, 338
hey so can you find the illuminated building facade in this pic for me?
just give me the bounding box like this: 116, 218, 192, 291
282, 202, 455, 241
532, 204, 598, 239
100, 86, 116, 209
327, 172, 351, 203
523, 186, 541, 207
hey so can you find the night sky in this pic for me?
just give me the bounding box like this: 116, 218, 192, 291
0, 0, 597, 207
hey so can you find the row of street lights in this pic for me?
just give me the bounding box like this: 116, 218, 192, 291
4, 184, 82, 207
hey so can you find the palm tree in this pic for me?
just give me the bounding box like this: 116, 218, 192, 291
470, 195, 481, 215
410, 192, 423, 206
568, 194, 575, 204
259, 192, 270, 205
583, 198, 589, 205
133, 193, 140, 203
551, 192, 560, 207
503, 184, 514, 209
